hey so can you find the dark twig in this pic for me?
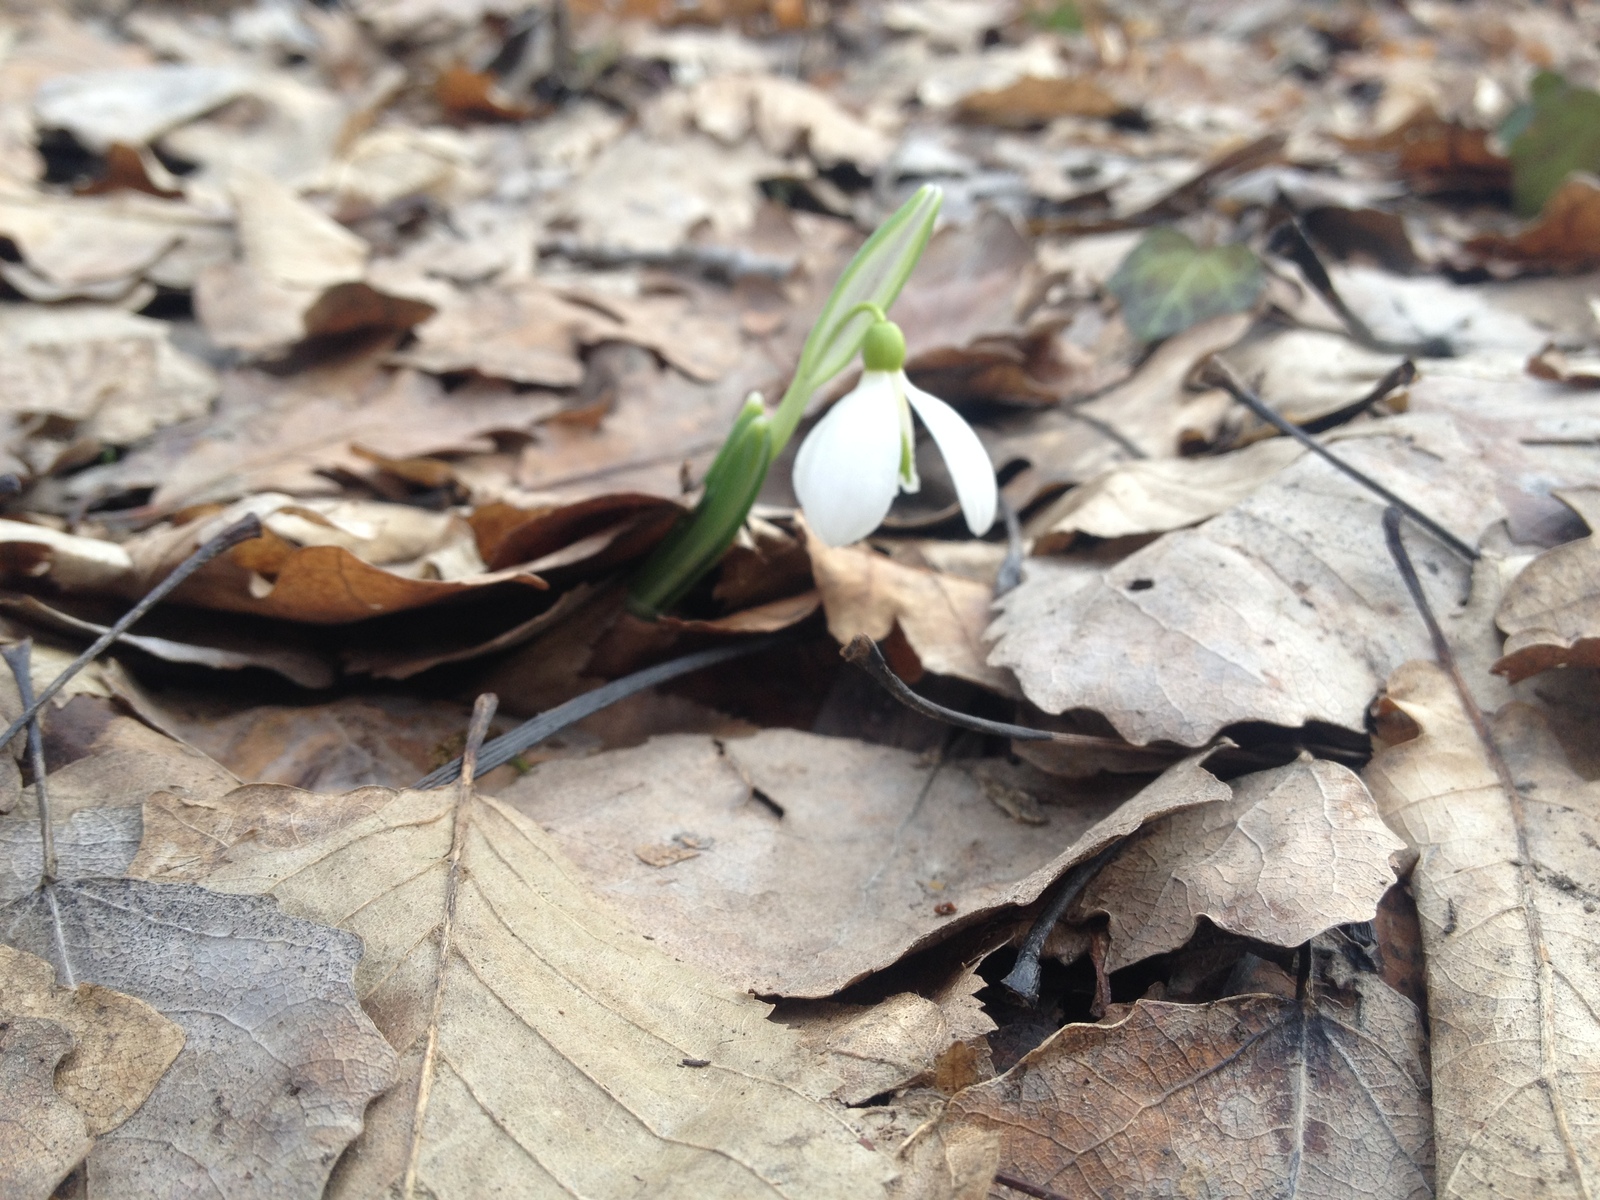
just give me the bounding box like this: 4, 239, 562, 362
840, 635, 1180, 759
1, 641, 53, 884
994, 1170, 1074, 1200
414, 632, 797, 789
995, 493, 1026, 597
1268, 219, 1453, 357
1202, 357, 1479, 562
1297, 358, 1417, 435
1000, 841, 1124, 1004
0, 514, 263, 752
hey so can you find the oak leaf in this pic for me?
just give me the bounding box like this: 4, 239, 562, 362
1493, 488, 1600, 681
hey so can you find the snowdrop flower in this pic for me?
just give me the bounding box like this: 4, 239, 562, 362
794, 311, 996, 547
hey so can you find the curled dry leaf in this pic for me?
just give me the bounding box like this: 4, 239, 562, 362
121, 495, 548, 624
1493, 488, 1600, 682
0, 879, 397, 1200
806, 530, 1013, 693
127, 781, 902, 1199
1467, 174, 1600, 272
1027, 436, 1303, 548
990, 415, 1502, 746
938, 966, 1432, 1199
0, 942, 184, 1136
0, 1015, 90, 1200
33, 64, 253, 152
1076, 754, 1408, 972
1364, 661, 1600, 1196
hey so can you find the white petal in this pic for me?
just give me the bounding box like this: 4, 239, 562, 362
903, 377, 997, 536
793, 371, 903, 546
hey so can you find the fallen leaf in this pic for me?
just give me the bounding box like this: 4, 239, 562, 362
955, 74, 1123, 128
496, 735, 1224, 997
989, 415, 1502, 746
547, 131, 787, 255
1, 879, 398, 1199
1365, 662, 1600, 1196
678, 72, 893, 169
33, 64, 253, 152
1467, 173, 1600, 272
938, 966, 1432, 1199
0, 712, 239, 903
1076, 754, 1408, 971
78, 362, 560, 517
806, 531, 1013, 693
0, 1015, 90, 1200
1026, 436, 1304, 548
433, 62, 533, 121
0, 942, 184, 1136
127, 780, 903, 1198
1493, 488, 1600, 681
1107, 227, 1265, 343
1528, 342, 1600, 386
0, 304, 216, 463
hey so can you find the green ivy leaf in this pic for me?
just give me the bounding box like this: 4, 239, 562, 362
1107, 228, 1264, 343
1506, 71, 1600, 216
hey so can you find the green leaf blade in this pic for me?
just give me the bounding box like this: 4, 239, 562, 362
1108, 228, 1264, 343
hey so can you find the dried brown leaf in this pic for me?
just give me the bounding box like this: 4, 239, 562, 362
1, 879, 397, 1199
806, 531, 1012, 693
0, 1015, 90, 1200
990, 415, 1502, 746
1365, 661, 1600, 1196
940, 969, 1432, 1199
0, 942, 183, 1136
1493, 488, 1600, 682
127, 781, 905, 1199
1077, 754, 1408, 971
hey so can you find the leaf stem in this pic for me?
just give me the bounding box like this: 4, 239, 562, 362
1, 640, 54, 885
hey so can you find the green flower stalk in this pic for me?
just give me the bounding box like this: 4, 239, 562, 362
627, 184, 944, 618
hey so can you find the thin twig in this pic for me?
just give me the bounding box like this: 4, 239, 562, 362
1, 641, 54, 884
414, 631, 798, 789
403, 692, 497, 1200
1000, 841, 1124, 1004
1269, 219, 1453, 357
995, 493, 1025, 597
840, 635, 1180, 759
1201, 357, 1479, 562
1297, 358, 1416, 435
0, 514, 263, 752
994, 1170, 1074, 1200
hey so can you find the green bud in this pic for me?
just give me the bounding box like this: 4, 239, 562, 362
860, 320, 906, 372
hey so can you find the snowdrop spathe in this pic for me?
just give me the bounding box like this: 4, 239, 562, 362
793, 314, 997, 547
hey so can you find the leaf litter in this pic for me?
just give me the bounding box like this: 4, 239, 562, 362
0, 0, 1598, 1197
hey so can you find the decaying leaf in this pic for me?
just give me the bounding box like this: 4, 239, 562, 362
0, 1015, 90, 1200
0, 303, 218, 454
938, 965, 1432, 1199
990, 415, 1501, 746
1467, 174, 1600, 272
806, 531, 1013, 692
1027, 436, 1304, 548
1365, 661, 1600, 1196
0, 942, 184, 1136
126, 780, 903, 1198
1077, 754, 1408, 972
1, 878, 397, 1199
1107, 227, 1265, 343
0, 713, 238, 903
1494, 488, 1600, 681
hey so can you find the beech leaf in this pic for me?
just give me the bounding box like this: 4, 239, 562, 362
1364, 662, 1600, 1195
126, 781, 902, 1198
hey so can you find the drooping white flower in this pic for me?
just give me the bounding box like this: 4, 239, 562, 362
793, 318, 997, 547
